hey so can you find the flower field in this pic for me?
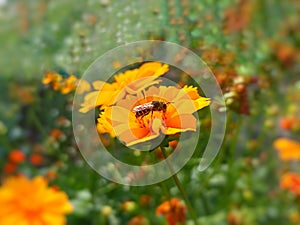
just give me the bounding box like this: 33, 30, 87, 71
0, 0, 299, 225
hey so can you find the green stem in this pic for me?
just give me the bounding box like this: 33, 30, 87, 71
149, 150, 172, 199
160, 146, 200, 225
89, 170, 101, 225
228, 114, 243, 161
213, 111, 233, 167
29, 108, 47, 137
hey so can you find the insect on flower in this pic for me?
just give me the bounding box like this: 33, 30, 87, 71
132, 101, 172, 120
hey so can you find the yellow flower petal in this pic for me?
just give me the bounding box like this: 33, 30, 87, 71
79, 62, 169, 113
76, 79, 91, 94
194, 97, 210, 110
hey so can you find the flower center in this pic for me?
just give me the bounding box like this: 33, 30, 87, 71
136, 110, 167, 128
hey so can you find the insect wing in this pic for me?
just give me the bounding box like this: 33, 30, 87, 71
132, 102, 153, 113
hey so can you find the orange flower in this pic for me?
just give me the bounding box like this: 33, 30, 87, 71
8, 149, 25, 164
79, 62, 169, 113
279, 117, 294, 130
271, 41, 297, 66
169, 140, 178, 150
156, 198, 187, 225
104, 86, 209, 146
29, 153, 44, 166
3, 163, 17, 174
45, 170, 57, 181
50, 129, 65, 141
280, 172, 300, 196
273, 138, 300, 161
9, 84, 35, 105
60, 74, 77, 94
42, 72, 87, 94
42, 71, 62, 91
227, 209, 243, 225
279, 116, 300, 131
223, 0, 254, 34
139, 194, 152, 206
0, 176, 73, 225
32, 144, 44, 153
42, 71, 62, 85
56, 116, 71, 127
128, 215, 149, 225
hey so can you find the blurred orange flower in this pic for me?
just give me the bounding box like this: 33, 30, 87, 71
280, 172, 300, 196
0, 176, 73, 225
56, 116, 71, 127
45, 170, 57, 181
271, 41, 298, 67
227, 209, 243, 225
129, 215, 149, 225
42, 71, 62, 85
139, 194, 152, 206
279, 117, 294, 130
169, 140, 179, 150
3, 163, 17, 174
8, 149, 25, 164
273, 138, 300, 161
42, 72, 86, 94
9, 84, 35, 105
289, 211, 300, 224
279, 116, 300, 131
223, 0, 254, 34
42, 71, 62, 91
29, 153, 44, 166
106, 86, 209, 146
50, 129, 65, 141
60, 74, 77, 94
156, 198, 187, 225
79, 62, 169, 113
